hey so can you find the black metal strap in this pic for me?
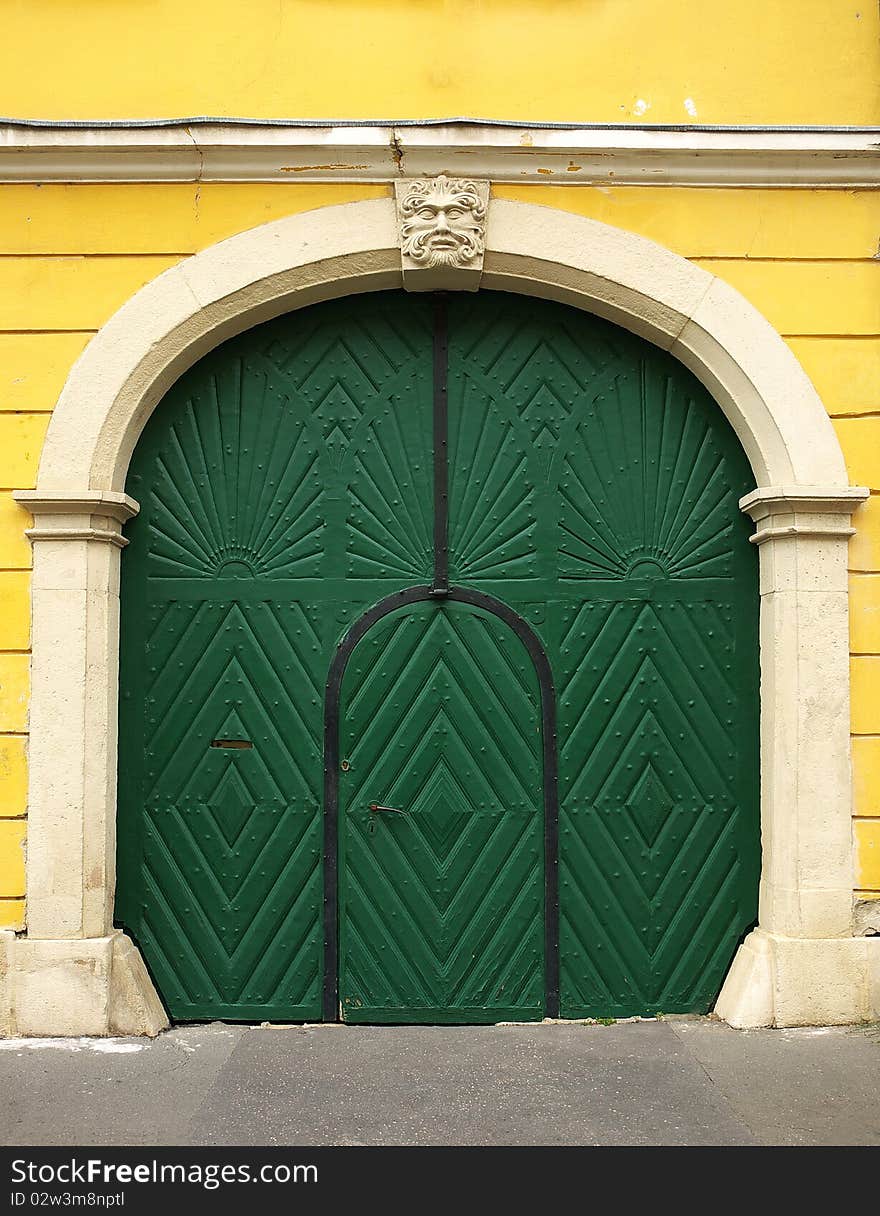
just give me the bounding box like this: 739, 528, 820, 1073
432, 294, 449, 596
323, 585, 559, 1021
322, 295, 560, 1022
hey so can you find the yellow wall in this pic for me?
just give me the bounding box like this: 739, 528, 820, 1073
0, 179, 879, 925
1, 0, 878, 125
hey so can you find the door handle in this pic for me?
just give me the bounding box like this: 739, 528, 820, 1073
369, 803, 406, 815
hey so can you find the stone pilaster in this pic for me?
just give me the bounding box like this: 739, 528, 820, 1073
716, 485, 880, 1026
7, 490, 167, 1036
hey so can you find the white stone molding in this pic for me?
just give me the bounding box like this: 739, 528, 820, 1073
715, 486, 872, 1028
4, 490, 167, 1036
0, 122, 878, 187
395, 175, 489, 291
11, 493, 138, 941
6, 196, 875, 1034
36, 199, 848, 494
5, 933, 167, 1038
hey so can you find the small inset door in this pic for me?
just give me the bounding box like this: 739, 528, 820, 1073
336, 599, 546, 1023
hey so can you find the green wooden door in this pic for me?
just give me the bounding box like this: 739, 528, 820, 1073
117, 294, 436, 1020
118, 288, 758, 1024
337, 600, 544, 1023
446, 293, 759, 1016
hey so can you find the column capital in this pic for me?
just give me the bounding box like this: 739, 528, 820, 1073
14, 490, 139, 547
740, 485, 868, 545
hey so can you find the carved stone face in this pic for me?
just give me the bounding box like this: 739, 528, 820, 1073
399, 175, 487, 269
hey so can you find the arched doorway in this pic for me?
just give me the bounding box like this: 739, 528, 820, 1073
329, 592, 554, 1024
115, 289, 759, 1023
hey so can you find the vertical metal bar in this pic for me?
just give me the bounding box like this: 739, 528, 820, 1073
432, 294, 449, 596
322, 295, 561, 1022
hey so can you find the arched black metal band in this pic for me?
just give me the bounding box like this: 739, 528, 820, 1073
322, 584, 560, 1022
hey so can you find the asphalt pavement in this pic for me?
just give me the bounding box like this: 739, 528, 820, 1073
1, 1018, 878, 1146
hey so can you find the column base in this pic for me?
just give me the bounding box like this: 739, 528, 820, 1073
4, 925, 877, 1034
716, 928, 880, 1028
0, 930, 168, 1037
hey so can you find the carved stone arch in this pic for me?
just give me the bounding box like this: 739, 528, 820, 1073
6, 196, 874, 1035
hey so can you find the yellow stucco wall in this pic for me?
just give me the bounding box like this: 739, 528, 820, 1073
1, 0, 878, 124
0, 181, 878, 927
0, 0, 878, 927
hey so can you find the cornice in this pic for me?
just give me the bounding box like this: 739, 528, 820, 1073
1, 122, 878, 186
